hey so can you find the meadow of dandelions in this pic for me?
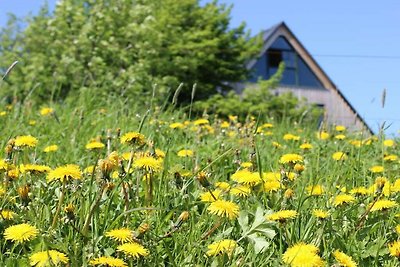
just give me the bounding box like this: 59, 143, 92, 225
1, 100, 400, 266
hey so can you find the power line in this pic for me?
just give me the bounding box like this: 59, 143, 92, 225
312, 54, 400, 59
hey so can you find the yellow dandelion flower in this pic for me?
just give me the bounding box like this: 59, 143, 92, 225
154, 149, 166, 159
105, 228, 133, 243
263, 180, 282, 193
177, 149, 194, 157
266, 210, 298, 223
120, 132, 145, 146
316, 131, 329, 140
388, 241, 400, 258
133, 156, 162, 172
117, 242, 149, 258
215, 182, 231, 191
332, 152, 347, 161
20, 164, 51, 174
272, 141, 282, 148
231, 169, 261, 186
230, 185, 251, 197
193, 118, 209, 126
306, 185, 324, 196
263, 172, 281, 181
47, 164, 82, 183
335, 134, 346, 140
7, 167, 20, 180
4, 223, 38, 243
333, 250, 357, 267
89, 256, 127, 267
14, 135, 38, 148
349, 187, 369, 196
206, 239, 237, 257
283, 134, 300, 141
40, 107, 54, 116
221, 121, 230, 128
335, 125, 346, 132
370, 165, 384, 173
300, 143, 313, 150
169, 122, 185, 129
282, 242, 324, 267
312, 209, 329, 219
84, 165, 95, 175
1, 210, 15, 220
350, 140, 362, 147
0, 111, 6, 116
240, 162, 253, 168
279, 154, 303, 165
395, 224, 400, 234
85, 141, 105, 150
384, 139, 395, 147
369, 199, 397, 212
44, 145, 58, 153
384, 154, 398, 161
392, 179, 400, 193
29, 120, 36, 126
285, 172, 297, 181
228, 115, 238, 122
333, 194, 355, 207
200, 189, 222, 202
30, 250, 69, 267
207, 200, 239, 220
0, 159, 8, 171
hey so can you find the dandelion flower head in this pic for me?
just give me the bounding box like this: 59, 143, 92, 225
117, 242, 149, 258
14, 135, 38, 148
279, 154, 303, 164
207, 200, 239, 220
105, 228, 133, 243
206, 239, 237, 257
282, 242, 324, 267
30, 250, 69, 267
89, 256, 127, 267
47, 164, 82, 182
333, 250, 357, 267
4, 223, 38, 243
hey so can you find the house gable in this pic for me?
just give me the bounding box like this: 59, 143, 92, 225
245, 22, 373, 134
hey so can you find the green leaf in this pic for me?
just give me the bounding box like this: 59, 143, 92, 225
238, 210, 249, 232
247, 234, 270, 253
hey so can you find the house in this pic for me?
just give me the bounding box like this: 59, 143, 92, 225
239, 22, 373, 134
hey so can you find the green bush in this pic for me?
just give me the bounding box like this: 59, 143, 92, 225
193, 62, 323, 124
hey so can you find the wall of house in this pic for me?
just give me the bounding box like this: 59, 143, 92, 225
275, 86, 368, 132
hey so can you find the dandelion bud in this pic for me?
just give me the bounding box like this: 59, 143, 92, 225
284, 188, 294, 199
294, 164, 305, 173
64, 203, 75, 221
197, 171, 211, 188
18, 185, 30, 205
177, 211, 189, 222
138, 223, 150, 234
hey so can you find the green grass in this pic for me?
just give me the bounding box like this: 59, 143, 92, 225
0, 93, 399, 266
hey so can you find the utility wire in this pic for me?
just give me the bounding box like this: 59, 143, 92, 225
312, 54, 400, 59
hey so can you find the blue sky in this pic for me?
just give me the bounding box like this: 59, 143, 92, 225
1, 0, 400, 135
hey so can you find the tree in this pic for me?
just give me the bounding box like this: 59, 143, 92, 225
0, 0, 261, 103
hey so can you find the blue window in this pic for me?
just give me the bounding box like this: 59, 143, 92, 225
250, 36, 323, 88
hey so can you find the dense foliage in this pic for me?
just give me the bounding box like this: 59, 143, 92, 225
0, 0, 261, 103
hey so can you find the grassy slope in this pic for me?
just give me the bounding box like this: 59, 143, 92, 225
0, 92, 399, 266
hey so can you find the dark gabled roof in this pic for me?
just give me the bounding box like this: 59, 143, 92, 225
248, 22, 373, 134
